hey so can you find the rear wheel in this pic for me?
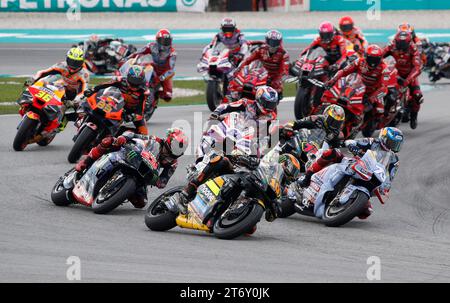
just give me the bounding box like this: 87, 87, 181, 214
92, 174, 136, 214
294, 88, 311, 119
206, 80, 222, 112
144, 186, 183, 231
13, 116, 38, 151
213, 201, 265, 240
67, 126, 97, 163
322, 191, 369, 227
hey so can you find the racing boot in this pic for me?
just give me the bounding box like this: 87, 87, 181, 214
358, 201, 373, 220
128, 187, 147, 209
410, 111, 418, 129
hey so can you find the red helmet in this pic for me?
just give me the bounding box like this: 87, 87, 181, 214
319, 21, 334, 44
339, 16, 354, 34
365, 44, 383, 69
156, 29, 172, 50
394, 30, 412, 51
164, 127, 188, 157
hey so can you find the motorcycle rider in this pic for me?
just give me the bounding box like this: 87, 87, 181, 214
301, 21, 348, 70
326, 44, 390, 128
75, 128, 188, 208
26, 47, 90, 104
383, 30, 423, 129
297, 127, 403, 219
235, 30, 290, 99
83, 65, 150, 135
169, 86, 279, 214
280, 104, 346, 187
204, 17, 248, 67
338, 16, 368, 55
126, 29, 176, 102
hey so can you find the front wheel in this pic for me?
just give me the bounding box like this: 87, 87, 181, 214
67, 126, 97, 163
92, 174, 136, 214
322, 191, 369, 227
213, 202, 265, 240
13, 116, 38, 151
294, 88, 311, 120
51, 176, 73, 206
206, 80, 222, 112
144, 186, 183, 231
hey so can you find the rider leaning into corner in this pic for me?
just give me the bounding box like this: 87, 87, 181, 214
204, 17, 249, 67
294, 127, 403, 220
383, 29, 423, 129
75, 128, 188, 208
235, 30, 290, 100
83, 65, 150, 135
338, 16, 368, 56
326, 44, 390, 128
25, 47, 90, 110
126, 29, 176, 102
168, 86, 280, 215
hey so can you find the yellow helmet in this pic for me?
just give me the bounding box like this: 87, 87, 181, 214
323, 104, 345, 132
66, 47, 84, 71
279, 153, 301, 182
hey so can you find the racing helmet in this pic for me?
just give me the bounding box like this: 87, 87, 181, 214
379, 127, 404, 153
221, 17, 237, 39
126, 65, 146, 90
319, 21, 335, 44
339, 16, 354, 35
164, 127, 189, 158
365, 44, 383, 69
394, 31, 412, 51
89, 34, 100, 43
279, 153, 301, 182
323, 104, 345, 133
156, 29, 173, 51
265, 30, 283, 53
66, 47, 85, 72
255, 86, 278, 114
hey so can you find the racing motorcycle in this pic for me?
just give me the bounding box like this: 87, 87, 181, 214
67, 87, 125, 163
13, 75, 65, 151
278, 148, 390, 227
78, 38, 136, 75
144, 146, 285, 239
426, 44, 450, 82
290, 47, 330, 119
309, 73, 366, 140
225, 60, 268, 103
52, 136, 159, 214
197, 42, 234, 111
116, 54, 162, 121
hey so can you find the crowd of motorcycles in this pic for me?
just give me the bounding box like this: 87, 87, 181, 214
10, 27, 448, 240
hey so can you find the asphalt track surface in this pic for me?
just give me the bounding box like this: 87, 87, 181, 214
1, 76, 450, 282
0, 43, 306, 78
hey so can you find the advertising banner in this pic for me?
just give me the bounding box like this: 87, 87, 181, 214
0, 0, 208, 12
310, 0, 450, 11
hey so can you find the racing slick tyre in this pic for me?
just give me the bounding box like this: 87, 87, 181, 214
92, 175, 136, 214
144, 186, 183, 231
213, 202, 264, 240
277, 197, 296, 218
13, 116, 38, 151
67, 126, 97, 163
322, 191, 370, 227
206, 80, 222, 112
51, 176, 73, 206
294, 88, 311, 120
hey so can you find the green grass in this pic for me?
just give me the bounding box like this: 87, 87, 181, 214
0, 77, 297, 114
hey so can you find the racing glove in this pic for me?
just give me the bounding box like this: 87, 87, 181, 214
347, 144, 362, 156
24, 78, 34, 87
123, 113, 137, 122
83, 88, 95, 97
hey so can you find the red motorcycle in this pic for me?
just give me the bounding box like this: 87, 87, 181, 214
14, 75, 65, 151
225, 61, 269, 103
309, 73, 366, 139
291, 47, 330, 119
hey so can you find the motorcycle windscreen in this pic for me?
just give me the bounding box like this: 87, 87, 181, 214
256, 148, 284, 198
190, 176, 226, 222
